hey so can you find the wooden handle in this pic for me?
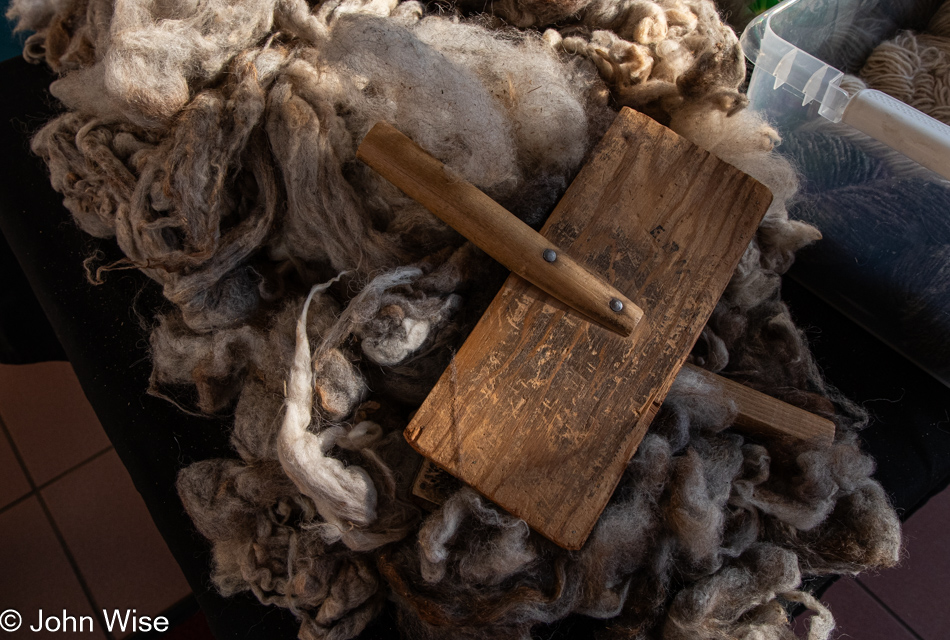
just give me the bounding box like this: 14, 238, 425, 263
357, 122, 644, 337
684, 364, 836, 446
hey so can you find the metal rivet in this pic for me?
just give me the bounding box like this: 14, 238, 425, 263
609, 298, 624, 313
542, 249, 557, 262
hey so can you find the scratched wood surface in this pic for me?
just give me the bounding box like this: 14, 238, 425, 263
404, 107, 774, 550
412, 372, 836, 510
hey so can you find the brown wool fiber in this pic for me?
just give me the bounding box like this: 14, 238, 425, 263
9, 0, 904, 638
859, 0, 950, 125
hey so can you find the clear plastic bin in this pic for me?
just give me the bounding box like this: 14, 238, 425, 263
741, 0, 950, 386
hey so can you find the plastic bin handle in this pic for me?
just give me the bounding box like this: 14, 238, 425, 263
842, 89, 950, 181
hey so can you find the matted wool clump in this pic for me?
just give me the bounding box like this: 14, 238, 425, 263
8, 0, 901, 638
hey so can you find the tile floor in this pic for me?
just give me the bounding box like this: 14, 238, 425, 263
0, 362, 194, 639
806, 485, 950, 640
1, 360, 948, 640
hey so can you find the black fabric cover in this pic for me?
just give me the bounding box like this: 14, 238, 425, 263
2, 56, 948, 639
782, 275, 950, 520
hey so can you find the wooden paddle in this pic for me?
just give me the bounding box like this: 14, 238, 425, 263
357, 107, 834, 550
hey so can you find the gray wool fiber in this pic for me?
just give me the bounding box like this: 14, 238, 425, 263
11, 0, 905, 638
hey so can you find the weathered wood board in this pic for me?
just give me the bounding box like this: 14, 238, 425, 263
412, 371, 836, 511
404, 107, 774, 550
684, 364, 835, 446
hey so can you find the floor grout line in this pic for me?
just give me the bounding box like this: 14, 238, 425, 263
0, 490, 36, 518
35, 493, 115, 640
36, 445, 114, 491
0, 441, 114, 516
0, 408, 34, 492
0, 409, 115, 640
0, 410, 35, 515
854, 578, 927, 640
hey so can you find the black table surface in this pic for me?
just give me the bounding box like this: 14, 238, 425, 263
2, 56, 949, 639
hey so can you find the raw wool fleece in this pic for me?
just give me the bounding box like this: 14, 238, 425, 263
10, 0, 901, 638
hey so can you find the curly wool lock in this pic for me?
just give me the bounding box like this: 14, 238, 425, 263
10, 0, 903, 638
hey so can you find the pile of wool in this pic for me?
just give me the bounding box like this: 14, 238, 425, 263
8, 0, 902, 638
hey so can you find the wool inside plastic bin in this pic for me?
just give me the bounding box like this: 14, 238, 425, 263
741, 0, 950, 386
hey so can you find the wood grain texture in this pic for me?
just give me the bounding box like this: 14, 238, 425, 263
412, 370, 837, 509
357, 122, 643, 337
405, 107, 773, 550
683, 364, 836, 446
412, 458, 463, 511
